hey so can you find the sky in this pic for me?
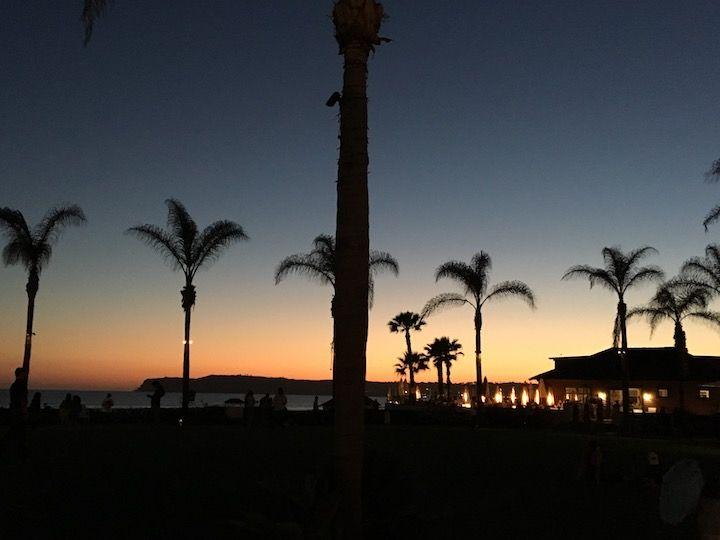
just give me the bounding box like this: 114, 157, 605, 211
2, 1, 720, 390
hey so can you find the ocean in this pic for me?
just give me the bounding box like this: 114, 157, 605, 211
0, 389, 386, 411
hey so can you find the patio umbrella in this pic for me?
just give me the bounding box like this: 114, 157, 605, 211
660, 459, 704, 525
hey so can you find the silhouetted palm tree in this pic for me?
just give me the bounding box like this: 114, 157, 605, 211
331, 2, 388, 533
563, 246, 663, 423
127, 199, 247, 414
681, 245, 720, 297
0, 205, 86, 382
275, 233, 398, 316
628, 282, 719, 351
388, 312, 425, 402
424, 337, 463, 400
423, 252, 535, 408
394, 352, 429, 400
702, 159, 720, 230
628, 281, 720, 416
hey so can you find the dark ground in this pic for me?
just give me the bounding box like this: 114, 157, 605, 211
1, 422, 718, 539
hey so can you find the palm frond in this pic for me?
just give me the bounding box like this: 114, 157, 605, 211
82, 0, 110, 46
625, 246, 659, 268
704, 204, 720, 231
274, 254, 334, 286
165, 199, 197, 262
624, 266, 664, 292
562, 265, 619, 293
483, 280, 536, 309
705, 158, 720, 182
126, 224, 185, 272
36, 205, 86, 245
312, 234, 336, 255
191, 220, 247, 276
0, 207, 31, 240
626, 306, 667, 338
369, 250, 399, 277
685, 310, 720, 329
435, 260, 474, 290
422, 293, 470, 318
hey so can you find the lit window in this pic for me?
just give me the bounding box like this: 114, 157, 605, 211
658, 388, 669, 398
699, 389, 710, 399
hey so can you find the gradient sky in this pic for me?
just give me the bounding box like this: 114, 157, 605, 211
2, 1, 720, 389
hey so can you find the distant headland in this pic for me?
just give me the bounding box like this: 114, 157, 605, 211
136, 375, 395, 396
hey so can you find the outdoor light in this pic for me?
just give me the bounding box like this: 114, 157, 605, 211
546, 390, 555, 407
643, 392, 653, 403
598, 391, 607, 402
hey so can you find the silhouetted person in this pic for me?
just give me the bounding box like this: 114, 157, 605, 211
70, 395, 82, 423
273, 387, 288, 426
244, 390, 255, 427
148, 380, 165, 422
29, 391, 41, 426
59, 393, 72, 424
313, 396, 319, 412
102, 393, 114, 412
6, 367, 28, 459
259, 393, 272, 425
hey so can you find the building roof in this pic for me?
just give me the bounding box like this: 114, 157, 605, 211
532, 347, 720, 382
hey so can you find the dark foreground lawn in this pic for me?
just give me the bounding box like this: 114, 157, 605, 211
1, 423, 719, 539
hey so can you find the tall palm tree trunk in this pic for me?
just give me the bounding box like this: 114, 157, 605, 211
474, 311, 483, 409
181, 284, 196, 414
22, 269, 39, 378
333, 39, 371, 538
674, 321, 688, 418
618, 300, 631, 426
445, 363, 452, 400
405, 330, 415, 403
436, 364, 444, 399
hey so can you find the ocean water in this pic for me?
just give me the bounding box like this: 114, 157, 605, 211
0, 389, 386, 411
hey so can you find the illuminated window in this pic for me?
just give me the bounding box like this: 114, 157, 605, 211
658, 388, 669, 398
565, 387, 577, 401
699, 389, 710, 399
577, 387, 590, 402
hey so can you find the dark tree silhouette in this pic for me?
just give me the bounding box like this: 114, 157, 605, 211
127, 199, 247, 414
423, 252, 535, 408
394, 351, 429, 400
702, 159, 720, 230
0, 205, 86, 382
424, 337, 463, 400
628, 282, 719, 351
275, 233, 398, 315
681, 244, 720, 297
387, 312, 425, 402
331, 1, 388, 535
275, 234, 397, 390
563, 246, 663, 423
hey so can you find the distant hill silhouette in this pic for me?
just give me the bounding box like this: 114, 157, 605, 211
136, 375, 395, 396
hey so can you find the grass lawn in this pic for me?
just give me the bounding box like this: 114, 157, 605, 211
1, 423, 719, 538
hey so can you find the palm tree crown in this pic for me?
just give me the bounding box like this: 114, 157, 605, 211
128, 199, 247, 287
423, 252, 536, 316
387, 311, 425, 335
423, 251, 535, 408
0, 205, 86, 276
394, 352, 429, 379
424, 337, 463, 399
275, 233, 398, 307
628, 282, 720, 350
562, 246, 664, 347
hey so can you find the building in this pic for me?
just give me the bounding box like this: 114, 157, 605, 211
532, 347, 720, 415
